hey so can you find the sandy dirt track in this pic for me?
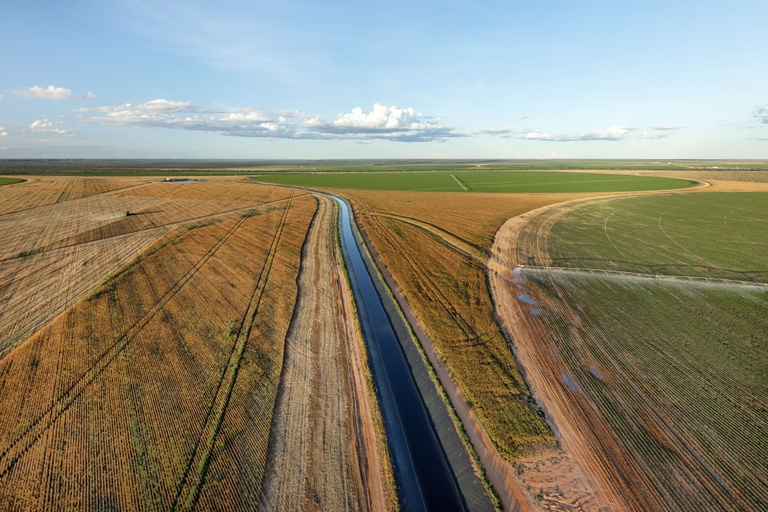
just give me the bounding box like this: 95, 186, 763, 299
259, 194, 393, 512
487, 178, 768, 511
489, 200, 644, 511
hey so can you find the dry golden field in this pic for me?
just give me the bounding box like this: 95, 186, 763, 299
0, 177, 393, 511
338, 189, 630, 460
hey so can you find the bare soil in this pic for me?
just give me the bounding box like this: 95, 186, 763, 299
258, 194, 395, 512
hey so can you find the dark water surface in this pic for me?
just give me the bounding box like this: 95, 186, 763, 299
334, 197, 465, 511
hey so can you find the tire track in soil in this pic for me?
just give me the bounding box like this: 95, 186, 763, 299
0, 180, 155, 219
0, 190, 281, 480
0, 189, 301, 360
372, 212, 487, 265
0, 186, 303, 264
259, 194, 362, 511
171, 192, 295, 511
489, 197, 669, 511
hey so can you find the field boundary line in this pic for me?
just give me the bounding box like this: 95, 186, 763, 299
0, 189, 282, 479
515, 265, 768, 288
450, 173, 470, 192
171, 192, 296, 511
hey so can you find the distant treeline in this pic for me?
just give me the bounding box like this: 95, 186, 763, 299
1, 158, 768, 175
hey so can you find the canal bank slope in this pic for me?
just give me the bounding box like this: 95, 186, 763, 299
336, 197, 494, 512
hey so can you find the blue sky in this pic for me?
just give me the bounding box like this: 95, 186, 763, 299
1, 0, 767, 159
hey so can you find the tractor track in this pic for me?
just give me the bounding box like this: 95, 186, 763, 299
171, 192, 295, 511
0, 190, 283, 479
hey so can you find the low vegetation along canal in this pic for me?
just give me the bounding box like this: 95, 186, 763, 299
334, 197, 466, 511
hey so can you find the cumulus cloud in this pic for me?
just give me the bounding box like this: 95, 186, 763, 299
14, 85, 93, 101
311, 103, 462, 142
755, 105, 768, 123
27, 118, 71, 135
84, 100, 462, 142
520, 125, 634, 141
0, 127, 7, 137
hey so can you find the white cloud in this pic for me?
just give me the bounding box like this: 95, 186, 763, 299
651, 125, 683, 131
755, 105, 768, 123
332, 104, 425, 130
0, 127, 7, 137
14, 85, 95, 101
15, 85, 76, 101
520, 125, 634, 141
27, 118, 71, 135
317, 103, 460, 142
84, 100, 463, 142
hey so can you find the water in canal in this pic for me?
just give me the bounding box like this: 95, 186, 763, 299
334, 197, 465, 512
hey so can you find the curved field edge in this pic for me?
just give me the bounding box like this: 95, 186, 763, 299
537, 192, 768, 283
0, 177, 25, 186
335, 189, 640, 510
490, 188, 768, 510
252, 170, 695, 193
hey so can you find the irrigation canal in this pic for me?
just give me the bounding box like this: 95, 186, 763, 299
334, 196, 490, 511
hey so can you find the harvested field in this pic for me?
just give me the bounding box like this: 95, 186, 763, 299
0, 176, 394, 510
0, 179, 296, 358
491, 187, 768, 511
259, 195, 396, 511
0, 175, 153, 215
0, 186, 314, 509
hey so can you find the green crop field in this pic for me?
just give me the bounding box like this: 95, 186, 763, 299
510, 189, 768, 509
0, 177, 23, 186
517, 268, 768, 511
253, 171, 695, 193
541, 192, 768, 282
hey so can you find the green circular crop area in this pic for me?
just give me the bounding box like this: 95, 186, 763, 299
253, 170, 695, 193
545, 191, 768, 280
0, 177, 24, 186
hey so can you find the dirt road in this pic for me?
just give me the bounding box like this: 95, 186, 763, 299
488, 199, 663, 511
259, 194, 393, 511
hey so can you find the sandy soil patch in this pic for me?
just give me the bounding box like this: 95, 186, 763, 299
259, 194, 394, 511
488, 198, 668, 511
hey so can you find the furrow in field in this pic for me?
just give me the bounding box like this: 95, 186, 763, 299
0, 190, 276, 478
259, 194, 364, 511
171, 193, 295, 511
